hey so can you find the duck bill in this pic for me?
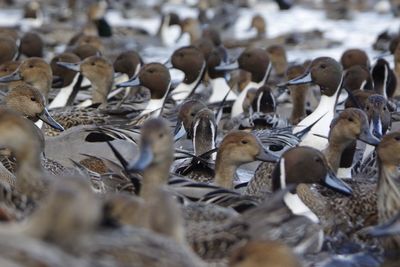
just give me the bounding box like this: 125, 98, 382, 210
374, 51, 391, 59
215, 61, 239, 72
255, 148, 279, 163
116, 76, 141, 88
38, 108, 65, 131
322, 169, 352, 196
371, 115, 383, 140
0, 70, 21, 82
366, 214, 400, 237
282, 72, 312, 86
164, 59, 173, 69
56, 61, 81, 72
359, 127, 380, 146
173, 119, 187, 141
127, 142, 153, 172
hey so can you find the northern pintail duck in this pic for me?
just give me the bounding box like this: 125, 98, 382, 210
0, 57, 52, 101
340, 48, 370, 70
0, 37, 17, 65
206, 49, 237, 104
176, 99, 207, 139
57, 55, 114, 107
371, 58, 397, 99
18, 32, 44, 59
282, 57, 343, 150
49, 52, 82, 109
216, 48, 272, 118
342, 64, 373, 93
376, 131, 400, 253
113, 50, 142, 82
324, 108, 380, 177
117, 62, 172, 121
167, 46, 206, 103
0, 108, 48, 200
353, 95, 392, 180
3, 84, 64, 132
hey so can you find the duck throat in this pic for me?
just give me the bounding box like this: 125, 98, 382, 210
295, 76, 343, 150
324, 137, 353, 174
91, 79, 112, 105
214, 157, 237, 189
290, 84, 308, 124
172, 63, 205, 103
140, 160, 172, 201
278, 159, 320, 223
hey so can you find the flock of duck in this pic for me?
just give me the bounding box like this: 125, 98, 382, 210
0, 0, 399, 266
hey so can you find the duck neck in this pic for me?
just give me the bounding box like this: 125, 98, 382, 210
214, 154, 236, 189
294, 75, 343, 145
140, 159, 172, 202
251, 63, 271, 84
290, 84, 307, 124
193, 119, 216, 160
324, 137, 351, 173
15, 146, 44, 197
49, 73, 81, 109
275, 159, 320, 223
172, 63, 205, 103
378, 162, 400, 226
91, 79, 112, 105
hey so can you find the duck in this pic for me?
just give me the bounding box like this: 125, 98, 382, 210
342, 65, 373, 93
48, 52, 82, 109
175, 99, 207, 139
376, 131, 400, 253
340, 48, 370, 70
0, 108, 49, 201
282, 57, 343, 150
206, 49, 237, 104
116, 62, 172, 121
352, 95, 392, 180
167, 46, 206, 103
216, 48, 272, 118
372, 58, 397, 99
18, 32, 44, 59
3, 84, 64, 132
324, 108, 380, 176
0, 57, 53, 102
0, 36, 17, 65
56, 54, 114, 107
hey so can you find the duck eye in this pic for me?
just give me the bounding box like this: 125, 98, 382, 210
383, 106, 387, 111
91, 62, 96, 66
159, 133, 164, 138
241, 140, 248, 145
190, 112, 195, 117
314, 157, 322, 163
395, 136, 400, 141
348, 117, 354, 122
366, 106, 370, 111
30, 97, 35, 101
320, 64, 326, 69
29, 65, 33, 68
